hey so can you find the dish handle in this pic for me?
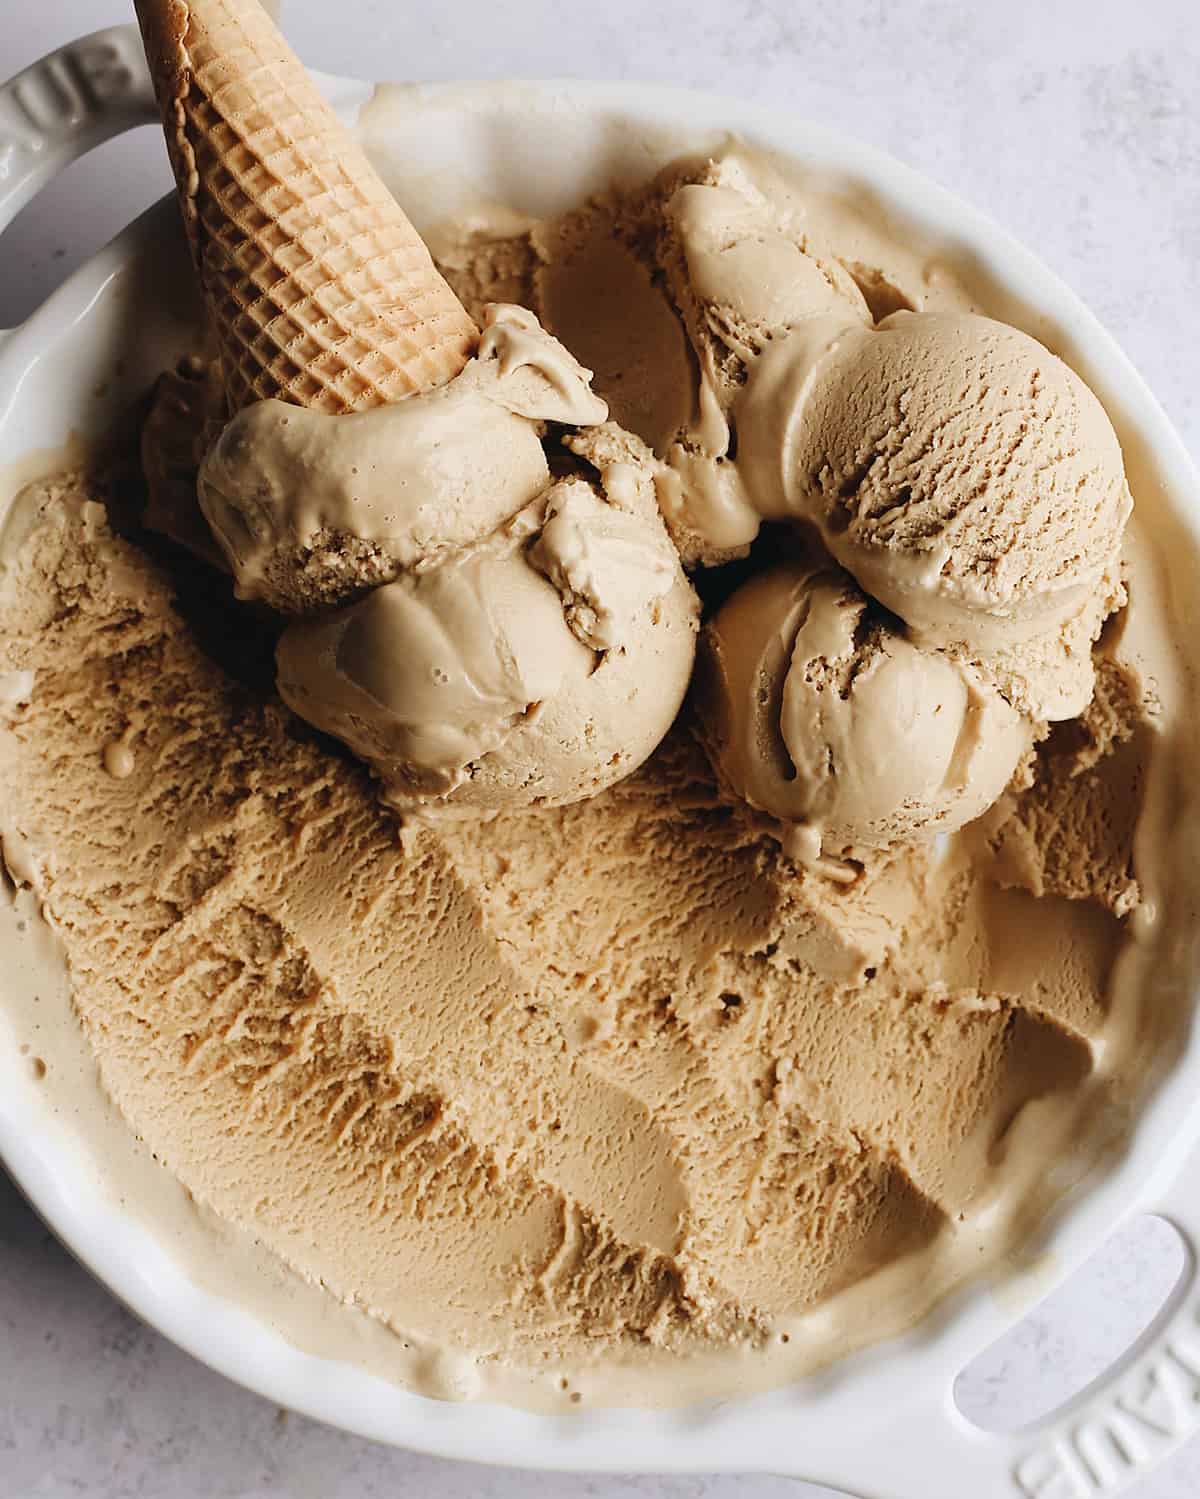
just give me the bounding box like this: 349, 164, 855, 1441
0, 26, 157, 241
0, 26, 368, 258
806, 1150, 1200, 1499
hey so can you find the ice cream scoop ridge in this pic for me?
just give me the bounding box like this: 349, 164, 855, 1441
197, 304, 606, 613
528, 479, 676, 651
476, 304, 609, 426
667, 170, 870, 364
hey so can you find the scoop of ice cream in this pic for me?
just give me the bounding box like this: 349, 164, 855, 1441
696, 559, 1031, 861
651, 158, 871, 567
198, 384, 546, 613
740, 312, 1131, 649
666, 163, 869, 371
277, 480, 698, 813
277, 522, 589, 798
197, 304, 608, 614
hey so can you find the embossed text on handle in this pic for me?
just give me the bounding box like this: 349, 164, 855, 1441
1012, 1287, 1200, 1496
0, 36, 141, 183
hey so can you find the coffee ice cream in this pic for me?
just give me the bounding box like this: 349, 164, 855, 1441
276, 469, 695, 814
697, 559, 1031, 862
501, 152, 1131, 861
0, 440, 1184, 1410
197, 303, 606, 614
753, 312, 1132, 649
202, 294, 700, 815
0, 0, 1194, 1421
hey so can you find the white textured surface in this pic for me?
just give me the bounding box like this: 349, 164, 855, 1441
1, 2, 1198, 1496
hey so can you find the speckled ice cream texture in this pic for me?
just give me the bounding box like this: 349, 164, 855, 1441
0, 141, 1192, 1414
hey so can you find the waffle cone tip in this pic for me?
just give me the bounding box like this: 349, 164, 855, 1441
132, 0, 478, 415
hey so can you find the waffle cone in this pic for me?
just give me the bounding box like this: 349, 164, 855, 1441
134, 0, 478, 415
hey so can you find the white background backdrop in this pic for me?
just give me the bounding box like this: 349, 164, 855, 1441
0, 2, 1197, 1496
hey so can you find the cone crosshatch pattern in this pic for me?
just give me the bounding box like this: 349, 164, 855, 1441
134, 0, 479, 415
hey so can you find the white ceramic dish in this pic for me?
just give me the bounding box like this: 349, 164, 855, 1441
2, 25, 1200, 1499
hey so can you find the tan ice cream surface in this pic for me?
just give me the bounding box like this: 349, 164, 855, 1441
697, 559, 1031, 862
197, 303, 607, 614
1, 138, 1195, 1414
0, 482, 1168, 1408
276, 474, 695, 813
777, 311, 1133, 649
